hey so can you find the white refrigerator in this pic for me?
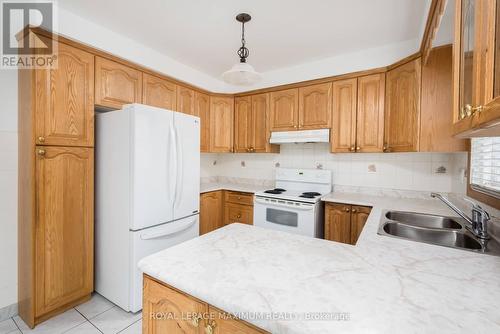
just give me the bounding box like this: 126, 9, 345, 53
95, 104, 200, 312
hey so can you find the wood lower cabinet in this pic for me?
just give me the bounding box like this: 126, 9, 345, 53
325, 203, 371, 245
298, 82, 332, 130
270, 89, 299, 131
177, 86, 195, 115
95, 57, 142, 109
385, 58, 421, 152
210, 96, 234, 152
35, 41, 94, 147
224, 191, 254, 226
142, 73, 177, 110
143, 276, 268, 334
195, 92, 211, 152
200, 191, 224, 235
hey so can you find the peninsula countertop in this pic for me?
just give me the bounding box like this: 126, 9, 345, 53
138, 193, 500, 334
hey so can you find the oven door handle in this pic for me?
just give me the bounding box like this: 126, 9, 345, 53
254, 198, 315, 211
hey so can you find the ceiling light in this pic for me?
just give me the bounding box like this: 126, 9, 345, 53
222, 13, 261, 86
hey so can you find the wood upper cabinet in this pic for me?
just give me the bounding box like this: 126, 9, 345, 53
234, 96, 252, 153
452, 0, 500, 136
331, 78, 357, 152
210, 96, 234, 152
195, 92, 211, 152
95, 57, 142, 109
350, 205, 371, 245
35, 42, 94, 147
356, 74, 385, 153
142, 73, 177, 110
208, 306, 267, 334
35, 146, 93, 316
270, 89, 299, 131
385, 58, 421, 152
177, 86, 195, 115
324, 203, 351, 244
298, 82, 332, 129
200, 191, 223, 235
143, 277, 206, 334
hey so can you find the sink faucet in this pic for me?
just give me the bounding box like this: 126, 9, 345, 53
431, 193, 491, 239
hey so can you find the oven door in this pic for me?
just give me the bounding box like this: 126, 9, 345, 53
253, 196, 316, 237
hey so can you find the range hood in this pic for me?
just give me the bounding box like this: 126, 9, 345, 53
270, 129, 330, 144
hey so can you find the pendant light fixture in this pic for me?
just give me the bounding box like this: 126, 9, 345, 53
222, 13, 261, 85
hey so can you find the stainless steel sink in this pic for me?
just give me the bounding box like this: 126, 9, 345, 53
378, 210, 500, 256
385, 211, 462, 229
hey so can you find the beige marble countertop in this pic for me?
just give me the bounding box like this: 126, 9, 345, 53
139, 192, 500, 333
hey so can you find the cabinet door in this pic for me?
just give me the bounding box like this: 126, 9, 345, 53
210, 96, 234, 153
195, 92, 211, 152
350, 206, 371, 245
177, 86, 195, 115
252, 93, 274, 152
356, 74, 385, 153
95, 57, 142, 109
143, 277, 206, 334
143, 73, 177, 110
35, 146, 93, 316
270, 89, 298, 131
234, 96, 252, 153
385, 59, 421, 152
298, 82, 332, 130
324, 203, 351, 244
35, 42, 94, 147
208, 306, 267, 334
224, 203, 253, 226
200, 191, 223, 235
331, 78, 357, 153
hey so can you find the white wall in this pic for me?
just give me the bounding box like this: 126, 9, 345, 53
202, 144, 469, 194
0, 70, 18, 310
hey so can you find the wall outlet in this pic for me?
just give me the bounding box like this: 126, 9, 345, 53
241, 161, 246, 167
367, 164, 377, 173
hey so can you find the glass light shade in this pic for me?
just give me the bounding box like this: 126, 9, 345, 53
222, 62, 261, 85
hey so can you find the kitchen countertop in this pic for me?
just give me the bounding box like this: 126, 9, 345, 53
200, 182, 265, 194
138, 192, 500, 333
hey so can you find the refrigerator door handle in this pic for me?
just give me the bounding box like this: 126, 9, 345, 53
139, 217, 197, 240
170, 122, 178, 205
174, 124, 183, 208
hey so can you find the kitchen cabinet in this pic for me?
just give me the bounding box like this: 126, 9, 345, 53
95, 57, 142, 109
331, 74, 385, 153
452, 0, 500, 136
298, 82, 332, 129
200, 191, 224, 235
142, 73, 177, 110
143, 276, 268, 334
270, 88, 299, 131
234, 94, 279, 153
324, 203, 371, 245
224, 191, 254, 226
210, 96, 234, 152
420, 45, 467, 152
35, 42, 94, 147
143, 277, 206, 334
177, 86, 196, 115
35, 146, 94, 318
384, 58, 421, 152
195, 92, 211, 152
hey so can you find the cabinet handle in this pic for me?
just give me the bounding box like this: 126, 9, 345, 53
294, 125, 298, 129
352, 208, 357, 213
356, 146, 361, 151
37, 149, 46, 156
191, 315, 201, 327
383, 144, 390, 153
237, 213, 242, 219
38, 136, 45, 143
344, 208, 350, 212
237, 196, 242, 200
205, 321, 217, 334
349, 146, 355, 152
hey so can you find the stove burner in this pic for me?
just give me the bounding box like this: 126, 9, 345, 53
264, 188, 286, 194
302, 192, 321, 197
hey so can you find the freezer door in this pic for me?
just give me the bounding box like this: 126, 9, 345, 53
172, 112, 200, 220
130, 104, 176, 230
130, 215, 199, 312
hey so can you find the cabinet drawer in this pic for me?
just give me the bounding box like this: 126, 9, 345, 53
225, 191, 254, 205
224, 203, 253, 225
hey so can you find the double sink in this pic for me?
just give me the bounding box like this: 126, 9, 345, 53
378, 211, 500, 256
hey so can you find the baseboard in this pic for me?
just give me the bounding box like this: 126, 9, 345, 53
0, 303, 18, 322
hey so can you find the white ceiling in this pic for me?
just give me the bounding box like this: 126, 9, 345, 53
58, 0, 431, 81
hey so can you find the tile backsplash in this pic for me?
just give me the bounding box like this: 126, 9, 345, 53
202, 143, 468, 194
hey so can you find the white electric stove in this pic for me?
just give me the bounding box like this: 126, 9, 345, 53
254, 168, 332, 238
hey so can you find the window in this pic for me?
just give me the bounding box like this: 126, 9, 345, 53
470, 137, 500, 198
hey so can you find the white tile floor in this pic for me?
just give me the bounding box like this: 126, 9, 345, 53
0, 294, 141, 334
